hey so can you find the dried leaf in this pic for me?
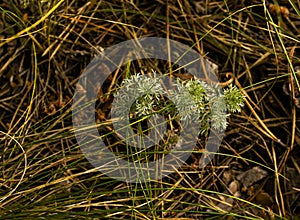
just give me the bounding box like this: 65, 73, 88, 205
236, 166, 268, 187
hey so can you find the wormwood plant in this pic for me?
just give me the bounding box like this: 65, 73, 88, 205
113, 72, 245, 136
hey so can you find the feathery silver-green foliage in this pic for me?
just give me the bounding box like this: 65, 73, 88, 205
114, 73, 245, 134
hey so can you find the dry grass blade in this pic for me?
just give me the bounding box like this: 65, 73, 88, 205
0, 0, 299, 219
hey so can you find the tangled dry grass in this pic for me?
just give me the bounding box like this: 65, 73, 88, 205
0, 0, 299, 219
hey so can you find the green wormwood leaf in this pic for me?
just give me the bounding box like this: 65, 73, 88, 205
113, 73, 245, 134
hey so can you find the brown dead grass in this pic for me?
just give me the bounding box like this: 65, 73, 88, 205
0, 0, 299, 219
